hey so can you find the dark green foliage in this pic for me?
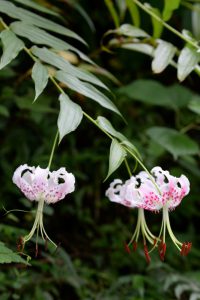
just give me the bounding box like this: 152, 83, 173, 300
0, 0, 200, 299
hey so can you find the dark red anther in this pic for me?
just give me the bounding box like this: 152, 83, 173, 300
153, 238, 157, 247
133, 241, 137, 252
35, 243, 38, 258
124, 243, 131, 254
180, 242, 192, 256
158, 240, 166, 261
144, 244, 151, 264
16, 236, 24, 252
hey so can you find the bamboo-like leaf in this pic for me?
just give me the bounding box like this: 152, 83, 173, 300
10, 22, 93, 64
115, 24, 149, 38
13, 0, 60, 17
58, 93, 83, 142
97, 116, 141, 157
55, 71, 122, 117
0, 0, 86, 44
31, 46, 107, 90
149, 6, 163, 38
163, 0, 181, 21
31, 61, 49, 101
192, 4, 200, 40
68, 0, 95, 32
177, 46, 200, 81
104, 0, 120, 28
125, 0, 140, 27
146, 126, 199, 159
0, 29, 24, 70
152, 40, 176, 73
122, 43, 154, 56
105, 139, 126, 180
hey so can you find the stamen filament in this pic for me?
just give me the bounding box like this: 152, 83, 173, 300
128, 208, 156, 247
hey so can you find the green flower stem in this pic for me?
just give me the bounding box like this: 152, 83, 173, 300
47, 131, 59, 170
124, 158, 132, 177
132, 0, 199, 50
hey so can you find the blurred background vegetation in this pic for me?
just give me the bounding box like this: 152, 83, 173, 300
1, 0, 200, 299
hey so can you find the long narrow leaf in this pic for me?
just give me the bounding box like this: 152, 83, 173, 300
10, 22, 93, 64
178, 46, 200, 81
105, 139, 126, 180
104, 0, 120, 28
97, 116, 141, 158
55, 71, 122, 116
13, 0, 60, 17
152, 40, 176, 73
0, 29, 24, 70
125, 0, 140, 27
31, 46, 108, 90
31, 61, 49, 101
163, 0, 181, 21
58, 93, 83, 142
0, 0, 86, 45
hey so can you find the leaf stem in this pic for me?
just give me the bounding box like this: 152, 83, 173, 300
132, 0, 199, 50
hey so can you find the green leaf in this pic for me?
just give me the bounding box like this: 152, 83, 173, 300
118, 80, 174, 107
163, 0, 181, 21
0, 241, 28, 264
192, 4, 200, 40
177, 46, 200, 81
146, 126, 199, 159
152, 40, 176, 73
97, 116, 141, 158
10, 22, 93, 64
0, 105, 9, 117
104, 0, 120, 28
68, 0, 95, 32
12, 0, 60, 17
149, 6, 163, 39
167, 84, 194, 108
97, 116, 124, 140
188, 96, 200, 115
55, 71, 122, 117
31, 46, 108, 90
0, 29, 24, 70
122, 43, 154, 56
31, 61, 49, 101
15, 96, 56, 113
57, 93, 83, 142
0, 0, 86, 45
105, 139, 126, 180
115, 24, 149, 38
125, 0, 140, 27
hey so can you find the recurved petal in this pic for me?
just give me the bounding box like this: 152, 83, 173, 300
12, 164, 30, 186
45, 169, 75, 204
